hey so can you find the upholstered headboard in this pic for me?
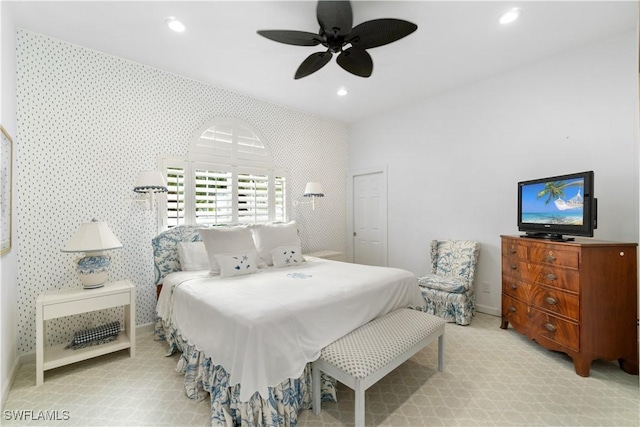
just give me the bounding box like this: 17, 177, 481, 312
152, 225, 202, 286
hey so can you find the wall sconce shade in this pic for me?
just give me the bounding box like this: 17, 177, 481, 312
61, 219, 123, 289
133, 170, 168, 193
303, 182, 324, 197
132, 170, 168, 211
296, 182, 324, 210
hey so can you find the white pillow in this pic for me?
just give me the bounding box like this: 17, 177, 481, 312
199, 226, 264, 274
272, 245, 304, 268
215, 251, 259, 278
252, 221, 301, 266
177, 241, 209, 271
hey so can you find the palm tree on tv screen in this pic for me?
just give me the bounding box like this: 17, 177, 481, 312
537, 180, 584, 205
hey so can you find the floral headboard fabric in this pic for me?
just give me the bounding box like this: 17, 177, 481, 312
152, 225, 202, 286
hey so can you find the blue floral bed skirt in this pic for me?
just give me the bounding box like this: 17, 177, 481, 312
155, 317, 337, 426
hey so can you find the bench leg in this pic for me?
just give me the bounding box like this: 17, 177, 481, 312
354, 379, 365, 427
437, 331, 445, 372
312, 361, 321, 415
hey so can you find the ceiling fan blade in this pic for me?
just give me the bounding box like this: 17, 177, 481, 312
336, 47, 372, 78
295, 51, 333, 79
347, 19, 418, 49
257, 30, 321, 46
316, 0, 353, 36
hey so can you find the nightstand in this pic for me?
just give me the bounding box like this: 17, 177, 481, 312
36, 280, 136, 385
305, 250, 346, 261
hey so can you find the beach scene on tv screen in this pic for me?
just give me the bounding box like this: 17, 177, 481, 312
521, 178, 584, 225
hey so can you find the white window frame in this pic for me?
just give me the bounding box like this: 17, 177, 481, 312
158, 119, 288, 230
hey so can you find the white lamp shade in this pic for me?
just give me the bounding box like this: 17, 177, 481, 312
61, 221, 123, 253
133, 170, 168, 193
303, 182, 324, 197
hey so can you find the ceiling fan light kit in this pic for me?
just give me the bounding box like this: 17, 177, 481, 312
257, 0, 417, 79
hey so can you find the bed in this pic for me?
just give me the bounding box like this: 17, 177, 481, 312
153, 224, 426, 426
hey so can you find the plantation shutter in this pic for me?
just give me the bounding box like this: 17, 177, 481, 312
194, 167, 233, 226
274, 175, 286, 222
237, 171, 269, 224
165, 164, 187, 228
160, 119, 289, 229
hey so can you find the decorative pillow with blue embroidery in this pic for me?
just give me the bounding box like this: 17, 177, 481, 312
215, 251, 259, 278
271, 245, 304, 268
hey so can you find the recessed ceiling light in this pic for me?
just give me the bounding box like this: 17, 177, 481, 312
165, 16, 186, 33
337, 88, 348, 96
499, 8, 521, 25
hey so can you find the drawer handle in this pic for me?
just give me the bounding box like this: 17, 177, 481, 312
544, 323, 557, 332
545, 255, 556, 263
545, 296, 557, 305
546, 273, 557, 281
510, 248, 517, 254
510, 264, 517, 270
509, 306, 516, 313
510, 284, 517, 290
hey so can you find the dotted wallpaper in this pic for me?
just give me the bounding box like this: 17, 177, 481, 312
16, 30, 349, 354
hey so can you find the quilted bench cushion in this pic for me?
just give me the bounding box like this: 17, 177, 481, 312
320, 309, 445, 380
418, 274, 468, 293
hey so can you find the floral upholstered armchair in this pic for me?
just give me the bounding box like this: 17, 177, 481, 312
417, 240, 480, 325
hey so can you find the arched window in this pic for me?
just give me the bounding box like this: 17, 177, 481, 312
159, 118, 288, 228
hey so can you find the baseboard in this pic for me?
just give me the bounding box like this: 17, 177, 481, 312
136, 322, 154, 335
1, 356, 20, 411
476, 304, 500, 317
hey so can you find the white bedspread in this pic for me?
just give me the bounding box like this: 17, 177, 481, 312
159, 258, 425, 401
156, 270, 210, 324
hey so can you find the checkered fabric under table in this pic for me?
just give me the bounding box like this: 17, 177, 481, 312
66, 321, 121, 350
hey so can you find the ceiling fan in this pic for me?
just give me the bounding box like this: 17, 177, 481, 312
257, 0, 418, 79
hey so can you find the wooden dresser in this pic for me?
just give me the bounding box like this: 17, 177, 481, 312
500, 235, 638, 376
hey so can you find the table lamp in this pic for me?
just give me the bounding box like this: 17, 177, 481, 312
61, 219, 123, 289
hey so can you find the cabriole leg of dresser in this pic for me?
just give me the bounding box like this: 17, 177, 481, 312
618, 357, 639, 375
571, 355, 593, 377
500, 318, 509, 329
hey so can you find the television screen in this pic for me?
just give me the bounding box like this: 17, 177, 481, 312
520, 178, 585, 226
518, 171, 596, 240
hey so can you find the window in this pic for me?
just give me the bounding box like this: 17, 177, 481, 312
160, 119, 288, 229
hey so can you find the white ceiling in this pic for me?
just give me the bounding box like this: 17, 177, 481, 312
6, 1, 638, 123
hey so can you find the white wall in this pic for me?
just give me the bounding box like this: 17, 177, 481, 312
14, 30, 348, 355
0, 3, 18, 407
349, 31, 639, 315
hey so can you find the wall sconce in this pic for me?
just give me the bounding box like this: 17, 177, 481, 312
61, 219, 123, 289
295, 182, 324, 210
132, 170, 168, 210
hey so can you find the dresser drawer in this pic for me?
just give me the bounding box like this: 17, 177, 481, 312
501, 260, 529, 280
502, 275, 530, 301
528, 246, 579, 269
502, 240, 528, 260
528, 264, 579, 292
530, 308, 579, 352
530, 285, 579, 321
502, 294, 529, 327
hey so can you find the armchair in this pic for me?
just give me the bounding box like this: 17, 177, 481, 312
417, 240, 480, 325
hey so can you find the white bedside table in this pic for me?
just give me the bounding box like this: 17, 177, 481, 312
36, 280, 136, 385
304, 250, 346, 261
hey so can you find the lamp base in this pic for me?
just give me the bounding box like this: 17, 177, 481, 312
82, 282, 106, 290
76, 253, 110, 289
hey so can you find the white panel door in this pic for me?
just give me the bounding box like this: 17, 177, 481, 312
352, 171, 386, 266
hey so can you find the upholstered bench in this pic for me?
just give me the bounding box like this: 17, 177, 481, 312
312, 308, 446, 427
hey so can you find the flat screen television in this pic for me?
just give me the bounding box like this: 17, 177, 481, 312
517, 171, 597, 241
